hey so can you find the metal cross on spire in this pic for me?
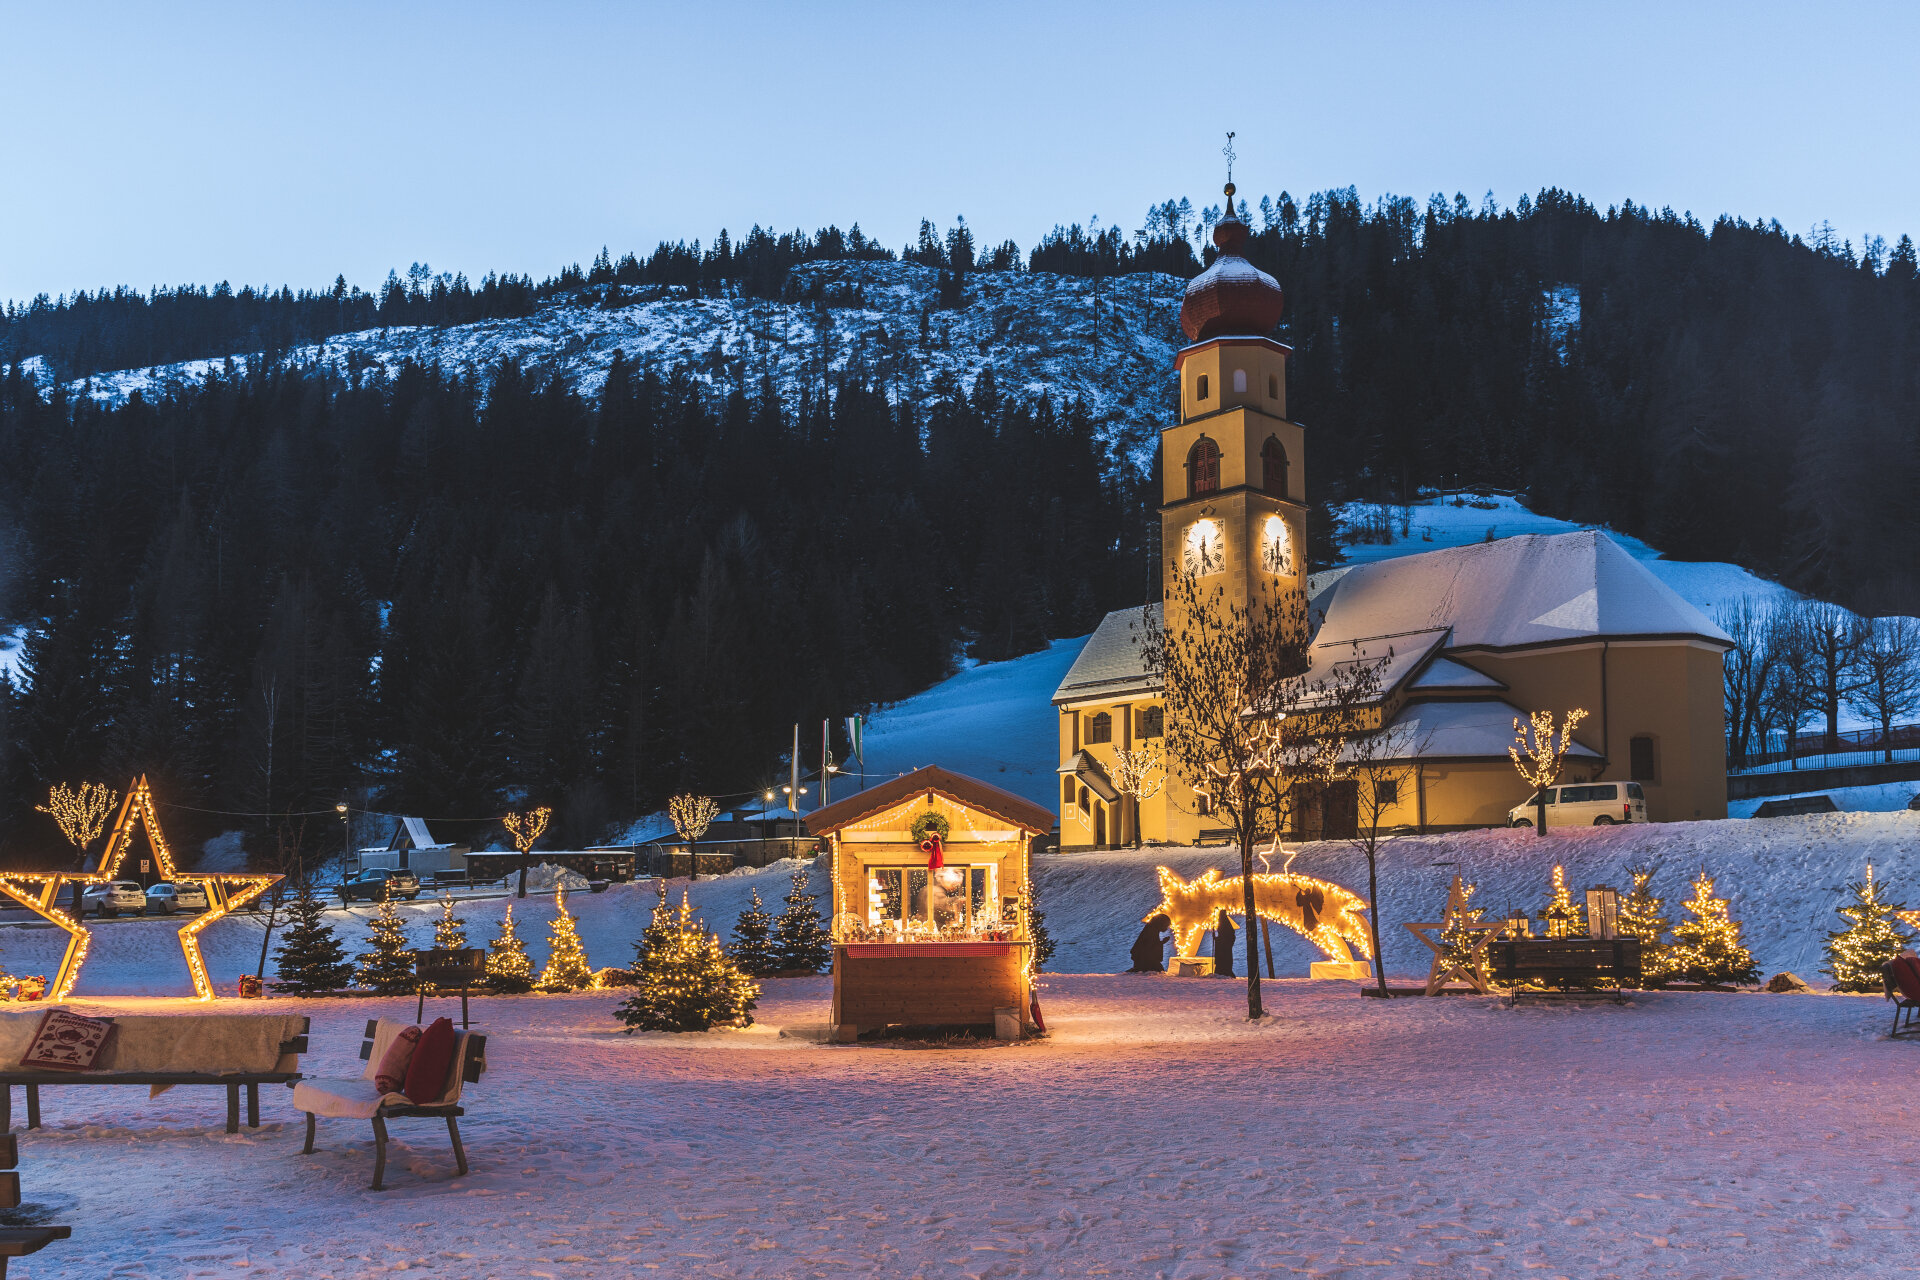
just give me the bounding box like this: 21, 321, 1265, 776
1222, 131, 1236, 184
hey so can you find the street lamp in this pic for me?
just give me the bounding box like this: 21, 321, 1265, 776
336, 802, 350, 875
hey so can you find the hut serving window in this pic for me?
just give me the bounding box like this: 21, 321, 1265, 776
866, 865, 1000, 933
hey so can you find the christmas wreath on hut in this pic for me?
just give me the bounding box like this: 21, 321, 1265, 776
910, 811, 950, 870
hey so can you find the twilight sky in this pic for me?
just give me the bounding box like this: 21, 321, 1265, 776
4, 0, 1917, 304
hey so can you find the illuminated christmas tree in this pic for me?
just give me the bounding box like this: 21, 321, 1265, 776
1823, 863, 1910, 992
433, 895, 468, 950
730, 890, 779, 976
1024, 876, 1056, 970
357, 884, 417, 994
271, 879, 354, 995
617, 891, 759, 1032
485, 901, 536, 993
1438, 879, 1490, 971
1537, 864, 1586, 937
1669, 870, 1761, 986
1617, 865, 1675, 986
537, 887, 593, 991
773, 868, 832, 973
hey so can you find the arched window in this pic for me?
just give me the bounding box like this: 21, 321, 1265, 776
1267, 373, 1279, 399
1188, 437, 1220, 497
1062, 775, 1075, 808
1262, 436, 1288, 497
1086, 712, 1113, 744
1196, 374, 1209, 402
1138, 705, 1164, 738
1232, 369, 1247, 393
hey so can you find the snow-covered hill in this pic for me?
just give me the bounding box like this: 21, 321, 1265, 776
45, 261, 1186, 458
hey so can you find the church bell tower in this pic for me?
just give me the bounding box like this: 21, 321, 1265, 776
1162, 179, 1307, 632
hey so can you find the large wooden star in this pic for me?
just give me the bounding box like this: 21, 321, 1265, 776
1404, 875, 1498, 995
0, 776, 279, 1000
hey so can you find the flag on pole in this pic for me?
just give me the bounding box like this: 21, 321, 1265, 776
844, 714, 864, 763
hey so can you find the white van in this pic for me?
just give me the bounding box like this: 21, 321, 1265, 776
1509, 782, 1648, 829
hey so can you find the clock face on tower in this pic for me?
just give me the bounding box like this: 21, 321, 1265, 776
1182, 520, 1224, 577
1260, 515, 1294, 576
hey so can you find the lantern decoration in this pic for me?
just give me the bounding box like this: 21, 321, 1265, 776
1585, 886, 1621, 939
0, 776, 279, 1001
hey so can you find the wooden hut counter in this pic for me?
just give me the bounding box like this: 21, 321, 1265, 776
805, 766, 1057, 1043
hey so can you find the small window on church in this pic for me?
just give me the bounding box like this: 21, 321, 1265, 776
1268, 373, 1279, 399
1630, 736, 1657, 782
1188, 437, 1220, 497
1262, 436, 1288, 496
1138, 706, 1164, 738
1086, 712, 1112, 744
1232, 369, 1247, 393
1062, 776, 1075, 808
1196, 374, 1209, 402
1078, 786, 1090, 813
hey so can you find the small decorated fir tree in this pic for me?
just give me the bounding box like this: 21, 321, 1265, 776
537, 887, 594, 991
433, 894, 468, 950
617, 891, 759, 1032
730, 890, 779, 976
1823, 863, 1910, 992
1438, 879, 1490, 972
1617, 865, 1675, 986
357, 885, 417, 994
271, 879, 355, 995
773, 868, 832, 973
485, 901, 536, 993
1669, 870, 1761, 987
1023, 876, 1056, 971
1537, 864, 1587, 938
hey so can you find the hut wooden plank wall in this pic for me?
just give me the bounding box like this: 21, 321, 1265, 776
805, 767, 1057, 1042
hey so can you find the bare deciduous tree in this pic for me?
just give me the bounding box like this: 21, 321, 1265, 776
1787, 601, 1870, 753
1717, 597, 1784, 769
1846, 617, 1920, 762
1107, 744, 1164, 849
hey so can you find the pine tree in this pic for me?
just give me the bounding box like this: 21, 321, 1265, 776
433, 894, 468, 950
631, 880, 674, 971
356, 885, 417, 994
1024, 876, 1056, 971
1438, 880, 1490, 972
271, 879, 355, 995
1823, 863, 1910, 992
1669, 870, 1761, 986
537, 887, 594, 991
1617, 865, 1675, 986
773, 868, 832, 973
730, 890, 778, 976
616, 891, 759, 1032
486, 901, 536, 993
1537, 864, 1587, 937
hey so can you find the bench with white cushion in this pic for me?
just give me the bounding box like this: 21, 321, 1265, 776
291, 1018, 487, 1190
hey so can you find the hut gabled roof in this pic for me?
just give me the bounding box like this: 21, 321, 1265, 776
806, 765, 1058, 837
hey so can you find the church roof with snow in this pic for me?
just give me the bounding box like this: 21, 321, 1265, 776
1052, 531, 1730, 705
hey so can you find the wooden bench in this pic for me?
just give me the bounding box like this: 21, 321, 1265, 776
1883, 959, 1920, 1038
1487, 938, 1642, 991
293, 1019, 487, 1190
0, 1132, 71, 1277
0, 1017, 308, 1134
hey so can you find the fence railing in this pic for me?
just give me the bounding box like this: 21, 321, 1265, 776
1729, 721, 1920, 774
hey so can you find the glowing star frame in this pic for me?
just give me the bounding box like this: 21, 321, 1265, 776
1404, 875, 1498, 995
1147, 866, 1374, 972
2, 776, 280, 1001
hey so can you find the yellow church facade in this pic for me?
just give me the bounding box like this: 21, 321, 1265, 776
1052, 184, 1731, 849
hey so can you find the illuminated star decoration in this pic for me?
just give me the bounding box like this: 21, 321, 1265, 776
1405, 875, 1498, 995
0, 776, 279, 1001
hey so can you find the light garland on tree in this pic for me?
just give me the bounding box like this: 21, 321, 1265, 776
1539, 864, 1587, 937
434, 894, 468, 950
35, 782, 118, 862
1669, 869, 1761, 987
486, 902, 535, 992
1824, 862, 1910, 992
503, 806, 552, 855
1, 776, 279, 1000
1509, 709, 1588, 834
537, 886, 594, 991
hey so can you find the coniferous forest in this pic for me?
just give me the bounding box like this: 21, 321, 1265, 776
1, 186, 1917, 860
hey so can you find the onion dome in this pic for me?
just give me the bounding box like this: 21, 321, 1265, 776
1179, 181, 1285, 343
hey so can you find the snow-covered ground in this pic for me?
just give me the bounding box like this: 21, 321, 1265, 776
1729, 781, 1920, 818
12, 974, 1919, 1278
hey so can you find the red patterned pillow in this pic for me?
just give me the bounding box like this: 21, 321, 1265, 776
403, 1017, 456, 1105
20, 1010, 114, 1071
374, 1025, 422, 1094
1891, 956, 1920, 1001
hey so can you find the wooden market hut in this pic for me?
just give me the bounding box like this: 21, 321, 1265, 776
805, 766, 1058, 1042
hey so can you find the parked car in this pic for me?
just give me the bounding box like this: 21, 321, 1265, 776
146, 881, 209, 914
82, 881, 149, 918
338, 868, 421, 902
1509, 782, 1649, 829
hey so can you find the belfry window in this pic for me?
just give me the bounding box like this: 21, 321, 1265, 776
1268, 373, 1279, 399
1188, 437, 1220, 497
1086, 712, 1112, 744
1232, 369, 1247, 393
1262, 436, 1288, 497
1196, 374, 1209, 402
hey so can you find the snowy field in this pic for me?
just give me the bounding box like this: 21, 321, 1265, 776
9, 975, 1919, 1279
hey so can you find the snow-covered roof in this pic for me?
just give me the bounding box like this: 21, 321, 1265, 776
1309, 530, 1732, 651
1379, 698, 1604, 762
1409, 656, 1507, 691
1296, 628, 1449, 708
402, 816, 435, 849
1052, 605, 1158, 705
1058, 750, 1119, 803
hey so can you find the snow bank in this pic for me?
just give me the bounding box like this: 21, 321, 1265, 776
522, 861, 589, 891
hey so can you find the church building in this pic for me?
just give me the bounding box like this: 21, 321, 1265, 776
1053, 182, 1731, 848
